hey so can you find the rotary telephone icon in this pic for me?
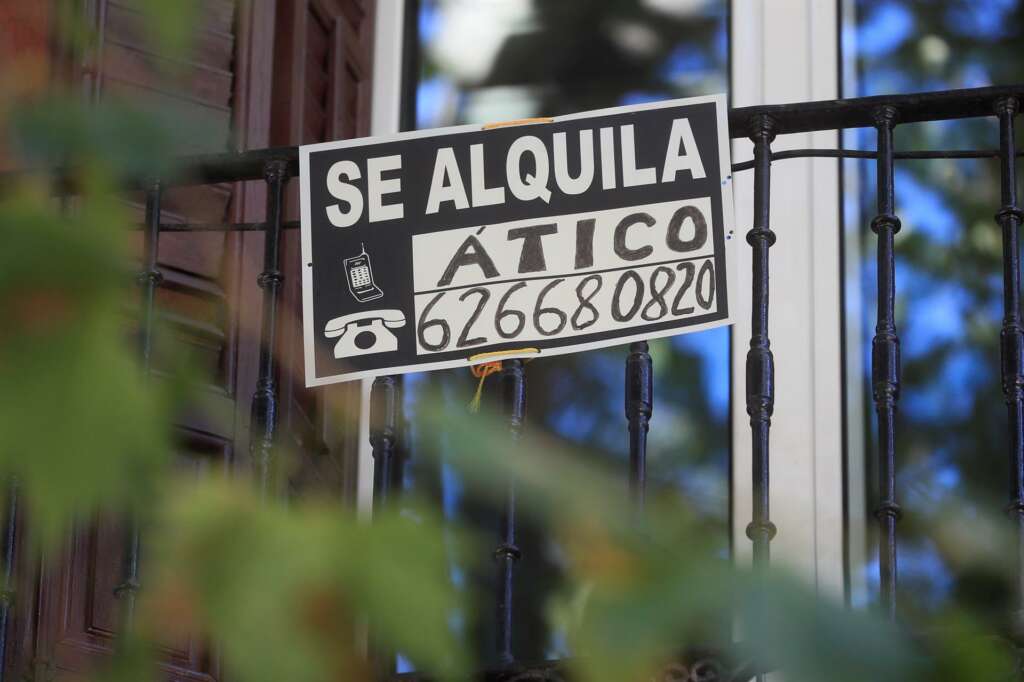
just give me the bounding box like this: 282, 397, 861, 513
324, 309, 406, 358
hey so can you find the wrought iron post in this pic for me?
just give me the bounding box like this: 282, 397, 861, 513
870, 105, 902, 621
369, 374, 400, 676
389, 375, 408, 494
116, 180, 163, 624
745, 115, 777, 567
0, 480, 18, 681
250, 160, 289, 499
496, 359, 525, 666
138, 180, 163, 374
626, 341, 652, 510
995, 96, 1024, 641
371, 375, 400, 510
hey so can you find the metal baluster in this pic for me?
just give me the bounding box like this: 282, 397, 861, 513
250, 160, 289, 499
115, 522, 141, 627
138, 181, 163, 374
389, 375, 408, 494
496, 359, 525, 666
745, 115, 777, 568
995, 96, 1024, 641
0, 480, 18, 681
369, 374, 399, 676
626, 341, 652, 510
370, 375, 399, 509
115, 180, 163, 623
870, 105, 902, 620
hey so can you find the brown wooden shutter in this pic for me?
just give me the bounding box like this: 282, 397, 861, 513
12, 1, 277, 680
270, 0, 375, 497
8, 1, 375, 678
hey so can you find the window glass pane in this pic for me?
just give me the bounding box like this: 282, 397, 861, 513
843, 0, 1024, 623
403, 0, 729, 668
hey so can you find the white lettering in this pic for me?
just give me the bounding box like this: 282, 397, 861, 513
506, 136, 552, 203
621, 124, 657, 187
325, 160, 363, 228
600, 126, 616, 190
470, 143, 505, 207
425, 147, 470, 214
662, 118, 707, 182
367, 155, 404, 222
553, 130, 595, 195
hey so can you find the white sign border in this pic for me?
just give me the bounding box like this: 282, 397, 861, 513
299, 94, 736, 386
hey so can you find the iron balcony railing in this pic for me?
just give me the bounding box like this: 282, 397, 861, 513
3, 83, 1024, 681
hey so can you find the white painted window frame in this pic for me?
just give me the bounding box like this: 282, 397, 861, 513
730, 0, 855, 601
362, 0, 861, 599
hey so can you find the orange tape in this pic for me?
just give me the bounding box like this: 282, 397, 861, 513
481, 117, 554, 130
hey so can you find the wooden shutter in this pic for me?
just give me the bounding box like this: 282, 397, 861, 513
6, 1, 375, 678
11, 1, 277, 680
270, 0, 375, 497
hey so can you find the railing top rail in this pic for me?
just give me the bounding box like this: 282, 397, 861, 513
4, 84, 1022, 190
731, 84, 1024, 136
164, 84, 1024, 186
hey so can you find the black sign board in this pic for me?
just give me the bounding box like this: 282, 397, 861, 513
300, 95, 735, 385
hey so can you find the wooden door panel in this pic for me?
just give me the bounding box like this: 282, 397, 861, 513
18, 1, 246, 680
10, 0, 374, 679
101, 43, 234, 109
37, 434, 230, 681
103, 3, 234, 73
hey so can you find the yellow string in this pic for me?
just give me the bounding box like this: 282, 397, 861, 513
468, 362, 502, 413
467, 348, 539, 412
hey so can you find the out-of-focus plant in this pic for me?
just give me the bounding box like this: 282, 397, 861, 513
142, 482, 471, 682
0, 0, 219, 548
421, 398, 1017, 682
0, 176, 173, 545
0, 3, 1019, 682
0, 2, 472, 680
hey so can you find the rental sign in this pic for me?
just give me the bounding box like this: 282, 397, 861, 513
300, 95, 735, 385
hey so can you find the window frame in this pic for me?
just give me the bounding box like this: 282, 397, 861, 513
730, 0, 849, 600
368, 0, 855, 602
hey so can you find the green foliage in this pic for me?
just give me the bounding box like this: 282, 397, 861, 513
132, 0, 203, 60
418, 394, 1015, 682
0, 179, 173, 546
53, 0, 201, 71
10, 94, 223, 176
0, 1, 230, 547
0, 3, 1019, 681
144, 482, 470, 682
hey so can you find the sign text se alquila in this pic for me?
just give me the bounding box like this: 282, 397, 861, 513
300, 95, 735, 385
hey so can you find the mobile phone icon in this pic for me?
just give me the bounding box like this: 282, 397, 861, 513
344, 244, 383, 303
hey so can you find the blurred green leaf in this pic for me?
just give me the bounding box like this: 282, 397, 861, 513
924, 611, 1016, 682
415, 392, 944, 682
89, 632, 159, 682
50, 0, 201, 68
0, 5, 1016, 681
9, 94, 224, 177
145, 480, 472, 682
0, 180, 174, 546
124, 0, 202, 62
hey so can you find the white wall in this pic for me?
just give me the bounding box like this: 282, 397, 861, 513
730, 0, 846, 599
